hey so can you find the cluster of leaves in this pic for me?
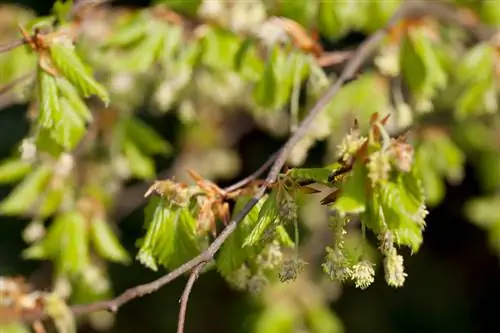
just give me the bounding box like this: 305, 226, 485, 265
2, 0, 500, 332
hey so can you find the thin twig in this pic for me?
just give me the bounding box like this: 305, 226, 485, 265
0, 39, 26, 54
17, 0, 492, 325
176, 264, 204, 333
0, 72, 35, 96
223, 150, 279, 193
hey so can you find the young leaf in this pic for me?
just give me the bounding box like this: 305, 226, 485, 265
38, 185, 66, 218
0, 165, 53, 215
253, 50, 278, 109
52, 98, 86, 150
0, 158, 33, 184
287, 167, 333, 185
121, 30, 166, 72
123, 140, 156, 180
50, 40, 110, 105
137, 198, 200, 271
90, 216, 130, 264
201, 27, 241, 70
124, 118, 172, 155
56, 77, 93, 122
243, 190, 280, 247
216, 196, 265, 277
104, 16, 148, 47
155, 206, 201, 270
38, 69, 61, 129
58, 211, 90, 275
331, 161, 367, 216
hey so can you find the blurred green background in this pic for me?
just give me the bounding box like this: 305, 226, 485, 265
1, 1, 499, 333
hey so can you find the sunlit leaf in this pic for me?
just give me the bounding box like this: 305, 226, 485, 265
243, 190, 279, 247
57, 77, 93, 122
137, 198, 201, 271
287, 167, 332, 185
124, 118, 172, 155
50, 40, 109, 105
38, 69, 61, 129
123, 140, 155, 180
90, 216, 130, 264
58, 211, 90, 275
216, 196, 264, 277
0, 165, 53, 215
0, 158, 33, 184
331, 161, 367, 216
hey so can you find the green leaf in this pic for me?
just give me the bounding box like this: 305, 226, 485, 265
378, 180, 425, 252
465, 196, 500, 228
456, 43, 495, 84
0, 158, 33, 184
0, 323, 31, 333
154, 0, 202, 16
253, 50, 278, 108
201, 27, 241, 70
123, 140, 156, 180
50, 39, 109, 105
277, 0, 316, 28
137, 199, 200, 271
38, 69, 61, 129
52, 0, 73, 23
121, 29, 166, 72
125, 118, 172, 155
400, 27, 447, 103
57, 77, 93, 122
52, 97, 87, 150
331, 161, 367, 216
38, 185, 66, 218
317, 0, 351, 39
58, 211, 90, 275
0, 165, 53, 215
35, 128, 65, 156
243, 190, 280, 247
456, 80, 496, 119
216, 196, 264, 277
90, 216, 130, 264
104, 15, 148, 47
234, 38, 264, 81
287, 167, 332, 185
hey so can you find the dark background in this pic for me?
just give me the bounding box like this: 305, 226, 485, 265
1, 1, 499, 332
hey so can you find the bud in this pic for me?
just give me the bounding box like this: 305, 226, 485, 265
351, 260, 375, 290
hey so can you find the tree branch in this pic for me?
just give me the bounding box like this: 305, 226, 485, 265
176, 263, 204, 333
17, 0, 493, 326
0, 39, 26, 54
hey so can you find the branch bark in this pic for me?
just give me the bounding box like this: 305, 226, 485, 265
176, 264, 204, 333
17, 0, 495, 327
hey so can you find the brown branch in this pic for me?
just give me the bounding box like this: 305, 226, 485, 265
16, 0, 493, 326
222, 150, 279, 193
0, 39, 26, 54
176, 263, 204, 333
0, 72, 35, 96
